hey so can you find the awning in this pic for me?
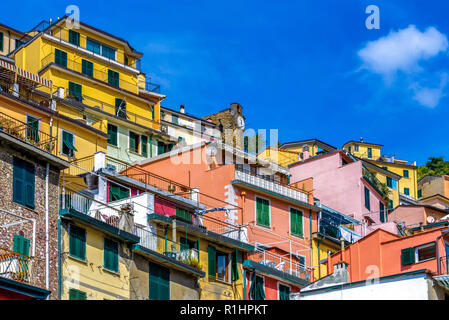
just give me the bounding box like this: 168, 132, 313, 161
434, 275, 449, 290
0, 59, 52, 88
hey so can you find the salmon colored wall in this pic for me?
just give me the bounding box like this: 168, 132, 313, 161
244, 273, 301, 300
327, 227, 449, 282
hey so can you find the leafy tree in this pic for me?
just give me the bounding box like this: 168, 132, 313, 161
418, 157, 449, 180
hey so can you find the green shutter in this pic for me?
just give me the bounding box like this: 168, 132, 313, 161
69, 30, 80, 46
0, 32, 3, 51
69, 288, 86, 300
231, 249, 239, 282
401, 247, 415, 265
418, 190, 422, 198
141, 135, 148, 157
380, 202, 385, 223
69, 225, 86, 261
404, 188, 410, 196
149, 262, 170, 300
364, 187, 370, 210
290, 208, 303, 236
13, 157, 25, 205
180, 237, 189, 252
107, 124, 118, 146
256, 198, 270, 227
24, 161, 35, 209
129, 131, 137, 153
55, 49, 67, 67
13, 235, 30, 256
82, 59, 93, 77
62, 130, 77, 155
68, 82, 82, 101
26, 115, 40, 143
104, 238, 119, 272
208, 246, 216, 279
279, 284, 290, 300
108, 70, 119, 87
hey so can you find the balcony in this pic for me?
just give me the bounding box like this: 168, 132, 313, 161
60, 189, 139, 242
234, 165, 308, 203
0, 111, 57, 155
0, 248, 31, 283
41, 23, 141, 71
144, 79, 161, 94
246, 248, 312, 282
41, 53, 139, 94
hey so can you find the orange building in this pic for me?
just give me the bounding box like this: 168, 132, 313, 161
124, 142, 321, 299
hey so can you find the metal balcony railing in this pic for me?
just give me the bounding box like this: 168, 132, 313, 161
144, 79, 161, 94
234, 166, 308, 203
60, 189, 137, 235
247, 248, 312, 282
0, 248, 31, 282
0, 111, 57, 155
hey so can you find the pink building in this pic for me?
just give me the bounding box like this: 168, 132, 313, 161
288, 151, 392, 236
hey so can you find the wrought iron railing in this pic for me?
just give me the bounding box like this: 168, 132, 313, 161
0, 111, 57, 155
0, 248, 31, 282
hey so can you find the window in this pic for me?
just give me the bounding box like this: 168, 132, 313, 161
418, 189, 422, 198
389, 200, 394, 210
107, 124, 118, 146
404, 188, 410, 196
141, 135, 148, 157
208, 246, 229, 282
55, 48, 67, 67
26, 115, 40, 143
354, 144, 359, 152
386, 177, 397, 190
348, 146, 352, 153
86, 38, 101, 54
108, 182, 129, 202
115, 98, 127, 119
103, 238, 119, 273
290, 208, 303, 237
256, 197, 270, 227
279, 284, 290, 300
15, 39, 23, 50
68, 81, 83, 101
13, 234, 30, 256
0, 32, 3, 51
382, 166, 388, 171
379, 201, 385, 223
231, 249, 239, 282
415, 243, 436, 263
13, 157, 35, 209
250, 274, 265, 300
149, 262, 170, 300
69, 224, 86, 261
172, 114, 179, 125
403, 170, 409, 178
81, 59, 93, 77
176, 208, 193, 223
108, 69, 119, 87
401, 247, 414, 266
124, 55, 129, 66
367, 147, 372, 158
364, 186, 370, 210
129, 131, 140, 154
61, 130, 77, 157
68, 30, 80, 46
102, 45, 116, 60
69, 288, 87, 300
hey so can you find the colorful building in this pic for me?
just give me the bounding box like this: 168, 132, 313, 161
418, 175, 449, 201
123, 142, 320, 299
0, 22, 30, 56
288, 150, 392, 236
388, 205, 449, 230
0, 100, 70, 299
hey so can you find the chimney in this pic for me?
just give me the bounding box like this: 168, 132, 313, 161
360, 137, 364, 143
180, 105, 185, 114
302, 145, 310, 161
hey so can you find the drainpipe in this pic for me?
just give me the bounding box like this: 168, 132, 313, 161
436, 228, 449, 275
45, 162, 50, 296
58, 217, 61, 300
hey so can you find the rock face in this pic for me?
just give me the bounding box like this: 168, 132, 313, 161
203, 103, 246, 149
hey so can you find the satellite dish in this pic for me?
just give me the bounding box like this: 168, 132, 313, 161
427, 216, 435, 224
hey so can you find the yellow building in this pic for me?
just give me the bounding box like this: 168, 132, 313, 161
10, 16, 174, 173
0, 22, 31, 56
258, 139, 337, 168
343, 139, 419, 206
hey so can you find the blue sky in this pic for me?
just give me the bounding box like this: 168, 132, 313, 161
2, 0, 449, 165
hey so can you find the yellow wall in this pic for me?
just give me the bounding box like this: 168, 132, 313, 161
258, 148, 299, 168
344, 142, 382, 160
0, 25, 24, 56
61, 223, 132, 300
370, 170, 400, 208
312, 237, 339, 280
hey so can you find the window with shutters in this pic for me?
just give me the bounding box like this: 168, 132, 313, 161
364, 187, 370, 210
387, 177, 392, 188
403, 170, 409, 178
176, 208, 193, 223
55, 48, 67, 67
129, 131, 140, 154
15, 39, 23, 50
231, 249, 239, 282
216, 251, 229, 282
108, 182, 129, 202
379, 201, 385, 223
69, 224, 86, 261
107, 124, 118, 146
13, 234, 30, 256
61, 130, 77, 157
81, 59, 93, 77
290, 208, 303, 237
354, 144, 359, 152
418, 190, 422, 198
404, 188, 410, 196
172, 114, 179, 125
0, 32, 3, 51
149, 262, 170, 300
367, 147, 372, 158
68, 81, 82, 101
256, 197, 270, 227
103, 238, 119, 273
102, 45, 116, 60
108, 69, 119, 87
68, 30, 80, 46
26, 115, 40, 143
141, 135, 148, 157
279, 284, 290, 300
13, 157, 35, 209
69, 288, 87, 300
86, 38, 101, 54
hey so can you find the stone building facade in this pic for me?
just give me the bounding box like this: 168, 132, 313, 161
0, 132, 69, 299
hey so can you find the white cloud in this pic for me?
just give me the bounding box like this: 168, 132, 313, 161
358, 25, 448, 77
411, 73, 448, 108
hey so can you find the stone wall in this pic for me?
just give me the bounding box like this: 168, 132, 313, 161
0, 143, 60, 299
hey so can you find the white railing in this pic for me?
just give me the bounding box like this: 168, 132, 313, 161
248, 248, 312, 282
136, 227, 157, 251
234, 170, 308, 203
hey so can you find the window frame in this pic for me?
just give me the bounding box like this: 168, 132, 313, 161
68, 30, 80, 47
26, 113, 40, 143
255, 196, 271, 228
289, 207, 304, 238
54, 48, 67, 68
415, 242, 437, 263
68, 224, 86, 262
103, 238, 119, 273
61, 129, 76, 158
364, 186, 370, 210
278, 283, 291, 300
12, 157, 35, 209
215, 250, 230, 283
108, 69, 120, 87
81, 59, 94, 77
128, 130, 140, 154
107, 123, 118, 147
403, 169, 409, 178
